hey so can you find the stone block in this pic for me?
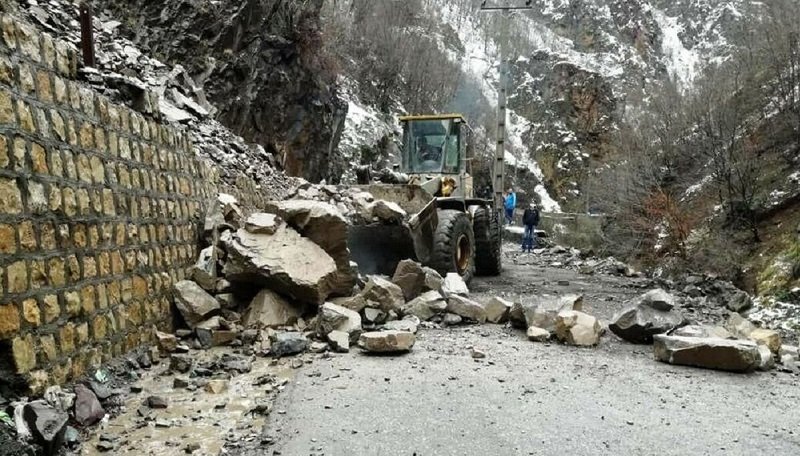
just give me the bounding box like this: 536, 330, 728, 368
0, 177, 22, 214
0, 88, 14, 124
22, 298, 40, 326
0, 303, 20, 339
42, 295, 59, 324
0, 223, 15, 253
58, 323, 75, 354
7, 259, 28, 293
35, 70, 52, 102
13, 334, 36, 373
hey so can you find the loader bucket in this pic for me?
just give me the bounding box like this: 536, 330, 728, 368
345, 183, 439, 276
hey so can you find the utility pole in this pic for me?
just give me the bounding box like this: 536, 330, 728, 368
479, 1, 532, 215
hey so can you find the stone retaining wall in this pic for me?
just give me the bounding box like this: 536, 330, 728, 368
0, 14, 218, 394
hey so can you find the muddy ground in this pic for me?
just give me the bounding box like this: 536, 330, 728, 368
80, 246, 800, 456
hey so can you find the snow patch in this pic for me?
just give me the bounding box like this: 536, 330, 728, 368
653, 9, 701, 90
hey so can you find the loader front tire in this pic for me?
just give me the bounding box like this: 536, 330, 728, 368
473, 206, 502, 276
430, 210, 475, 283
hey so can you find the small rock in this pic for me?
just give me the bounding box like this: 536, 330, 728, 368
749, 328, 781, 355
156, 331, 179, 353
146, 396, 168, 409
402, 290, 447, 321
205, 380, 229, 394
173, 280, 221, 328
442, 273, 469, 297
173, 378, 190, 389
327, 330, 350, 353
446, 295, 486, 323
484, 297, 513, 324
554, 311, 602, 346
74, 384, 104, 426
358, 331, 415, 353
270, 332, 309, 357
470, 348, 486, 359
169, 354, 193, 373
527, 326, 551, 342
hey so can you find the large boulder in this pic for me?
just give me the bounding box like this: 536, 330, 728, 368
244, 213, 281, 235
242, 289, 302, 329
173, 280, 220, 329
358, 331, 415, 353
653, 335, 761, 373
264, 201, 356, 296
609, 291, 686, 344
361, 276, 405, 313
370, 200, 407, 223
554, 311, 602, 346
317, 302, 362, 342
224, 225, 338, 304
442, 273, 469, 297
446, 295, 487, 323
485, 297, 513, 324
401, 290, 447, 321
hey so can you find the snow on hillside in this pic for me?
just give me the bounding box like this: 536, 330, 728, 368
652, 9, 700, 89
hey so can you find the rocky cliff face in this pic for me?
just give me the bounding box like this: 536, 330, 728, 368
96, 0, 347, 183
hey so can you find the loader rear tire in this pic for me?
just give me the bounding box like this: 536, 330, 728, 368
473, 207, 502, 276
429, 210, 475, 283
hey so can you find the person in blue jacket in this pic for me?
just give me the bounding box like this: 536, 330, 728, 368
504, 187, 516, 225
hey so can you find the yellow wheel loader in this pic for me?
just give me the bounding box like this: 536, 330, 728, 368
348, 114, 503, 283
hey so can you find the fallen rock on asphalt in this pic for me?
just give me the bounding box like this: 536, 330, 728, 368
361, 276, 405, 313
270, 332, 309, 357
402, 290, 447, 321
243, 289, 302, 329
484, 297, 513, 324
527, 326, 551, 342
653, 335, 761, 372
327, 330, 350, 353
609, 291, 686, 344
442, 273, 469, 297
358, 330, 415, 353
555, 311, 602, 346
382, 318, 419, 334
224, 225, 338, 305
446, 295, 487, 323
317, 302, 362, 342
173, 280, 221, 328
73, 384, 104, 426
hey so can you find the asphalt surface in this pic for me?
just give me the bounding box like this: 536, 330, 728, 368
263, 249, 800, 456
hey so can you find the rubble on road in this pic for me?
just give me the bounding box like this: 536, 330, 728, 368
653, 335, 761, 373
270, 332, 309, 357
358, 331, 416, 353
609, 289, 686, 344
317, 303, 362, 343
510, 294, 583, 332
484, 297, 513, 324
392, 260, 443, 301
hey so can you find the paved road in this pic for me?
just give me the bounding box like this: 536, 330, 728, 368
264, 252, 800, 456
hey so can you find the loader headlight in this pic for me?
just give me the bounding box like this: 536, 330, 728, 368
441, 177, 456, 197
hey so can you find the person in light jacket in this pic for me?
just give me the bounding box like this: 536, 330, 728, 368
504, 187, 516, 225
522, 202, 540, 252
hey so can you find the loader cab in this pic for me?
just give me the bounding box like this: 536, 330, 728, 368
400, 114, 468, 175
